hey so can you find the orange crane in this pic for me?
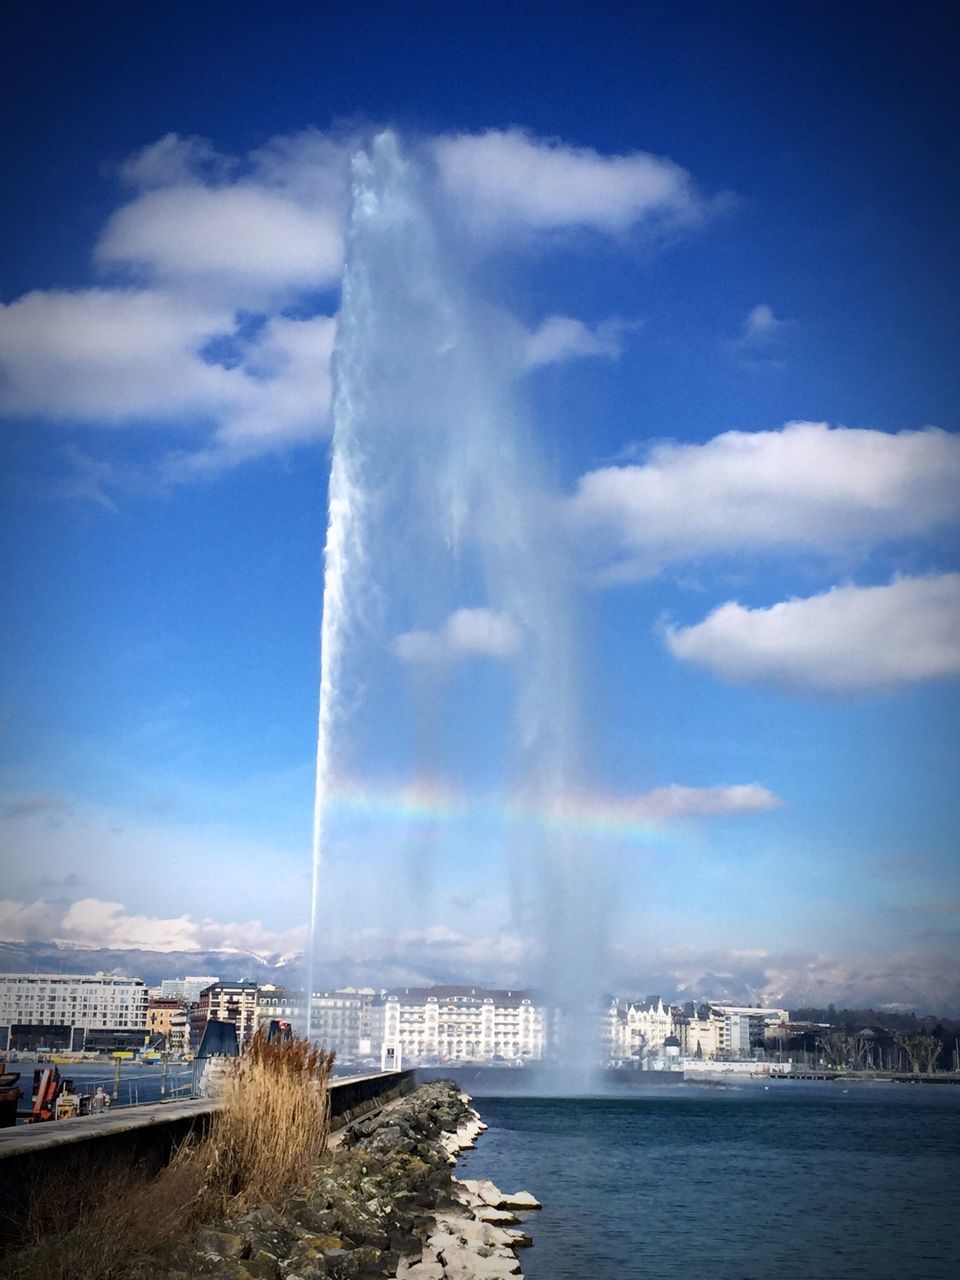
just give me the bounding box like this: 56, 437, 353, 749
28, 1065, 61, 1122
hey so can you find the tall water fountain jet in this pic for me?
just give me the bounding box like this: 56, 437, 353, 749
308, 133, 608, 1085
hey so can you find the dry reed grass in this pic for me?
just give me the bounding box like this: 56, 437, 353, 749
0, 1029, 336, 1280
179, 1026, 336, 1214
0, 1158, 207, 1280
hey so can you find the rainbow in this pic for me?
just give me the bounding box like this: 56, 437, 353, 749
324, 777, 671, 845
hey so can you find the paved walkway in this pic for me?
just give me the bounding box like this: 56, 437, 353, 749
0, 1071, 404, 1161
0, 1096, 218, 1159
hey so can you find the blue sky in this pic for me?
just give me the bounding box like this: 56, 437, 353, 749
1, 2, 958, 1011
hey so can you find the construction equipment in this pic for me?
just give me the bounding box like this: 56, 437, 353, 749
28, 1065, 61, 1122
0, 1061, 21, 1127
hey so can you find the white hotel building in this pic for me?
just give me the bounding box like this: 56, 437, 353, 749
375, 986, 546, 1067
606, 999, 790, 1066
606, 997, 680, 1065
0, 973, 148, 1051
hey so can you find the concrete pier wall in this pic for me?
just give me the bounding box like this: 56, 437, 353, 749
0, 1069, 414, 1246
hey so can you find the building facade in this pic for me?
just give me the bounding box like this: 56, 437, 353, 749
166, 1006, 190, 1057
606, 997, 681, 1066
681, 1009, 719, 1059
677, 1004, 790, 1060
375, 986, 546, 1067
255, 985, 304, 1034
159, 976, 220, 1005
309, 989, 375, 1061
710, 1005, 789, 1058
0, 973, 148, 1051
146, 997, 186, 1048
193, 981, 260, 1049
253, 986, 376, 1061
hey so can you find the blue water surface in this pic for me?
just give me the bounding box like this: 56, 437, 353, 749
12, 1061, 197, 1111
457, 1082, 960, 1280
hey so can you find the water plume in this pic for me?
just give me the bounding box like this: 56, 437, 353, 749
308, 131, 608, 1085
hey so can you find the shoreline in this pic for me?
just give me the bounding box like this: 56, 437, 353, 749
0, 1078, 540, 1278
154, 1079, 540, 1279
393, 1089, 541, 1279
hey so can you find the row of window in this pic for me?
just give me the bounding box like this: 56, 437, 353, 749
0, 979, 143, 987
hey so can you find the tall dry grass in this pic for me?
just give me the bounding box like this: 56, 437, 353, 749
1, 1158, 208, 1280
181, 1026, 336, 1214
0, 1029, 336, 1280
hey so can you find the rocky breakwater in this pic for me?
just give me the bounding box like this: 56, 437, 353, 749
169, 1080, 540, 1280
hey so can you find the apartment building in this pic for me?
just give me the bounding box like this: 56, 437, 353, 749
166, 1006, 190, 1057
192, 981, 259, 1049
676, 1003, 790, 1060
254, 986, 375, 1060
375, 986, 546, 1066
146, 996, 186, 1047
0, 972, 148, 1051
309, 989, 375, 1060
681, 1008, 720, 1059
255, 985, 304, 1033
710, 1005, 789, 1058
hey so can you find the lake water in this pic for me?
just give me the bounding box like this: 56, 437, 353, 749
9, 1057, 383, 1116
457, 1081, 960, 1280
11, 1061, 198, 1111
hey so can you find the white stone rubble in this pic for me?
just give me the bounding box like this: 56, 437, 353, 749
394, 1095, 540, 1280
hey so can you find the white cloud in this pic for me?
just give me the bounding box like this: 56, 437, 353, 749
0, 288, 236, 421
0, 128, 355, 482
630, 783, 783, 817
392, 608, 522, 664
225, 312, 335, 444
97, 186, 344, 302
118, 132, 234, 189
568, 422, 960, 581
0, 288, 335, 468
611, 944, 960, 1016
0, 894, 525, 985
524, 315, 628, 368
0, 896, 306, 955
246, 128, 357, 208
110, 128, 710, 282
101, 128, 355, 306
0, 126, 716, 487
0, 898, 62, 942
0, 125, 720, 490
433, 128, 710, 238
4, 897, 957, 1013
164, 314, 336, 475
742, 303, 781, 340
664, 573, 960, 693
314, 924, 529, 990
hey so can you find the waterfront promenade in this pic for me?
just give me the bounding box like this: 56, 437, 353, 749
0, 1069, 412, 1157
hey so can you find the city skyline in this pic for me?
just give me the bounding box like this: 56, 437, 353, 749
1, 4, 958, 1014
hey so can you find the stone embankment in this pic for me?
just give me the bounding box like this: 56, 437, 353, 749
168, 1081, 539, 1280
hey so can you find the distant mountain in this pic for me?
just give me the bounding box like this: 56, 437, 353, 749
4, 940, 957, 1022
0, 940, 306, 988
